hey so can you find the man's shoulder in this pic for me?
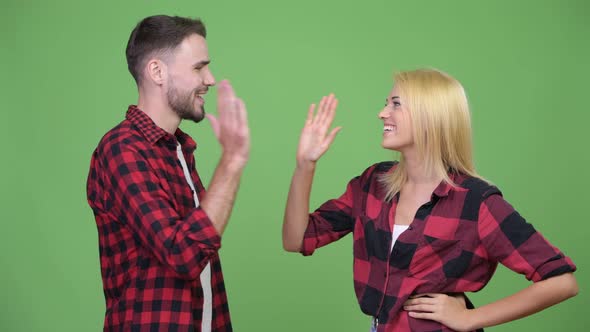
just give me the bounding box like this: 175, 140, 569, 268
94, 119, 145, 158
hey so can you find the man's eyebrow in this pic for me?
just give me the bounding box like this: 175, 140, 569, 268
193, 60, 210, 67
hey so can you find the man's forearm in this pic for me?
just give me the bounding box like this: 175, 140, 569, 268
200, 156, 246, 235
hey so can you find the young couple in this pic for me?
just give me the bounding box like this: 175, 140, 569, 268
87, 14, 577, 332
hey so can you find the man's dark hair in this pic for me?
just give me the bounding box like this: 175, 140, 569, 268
126, 15, 207, 84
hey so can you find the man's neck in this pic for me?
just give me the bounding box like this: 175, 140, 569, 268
137, 92, 181, 135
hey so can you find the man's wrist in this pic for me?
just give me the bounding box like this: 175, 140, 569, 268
219, 154, 247, 173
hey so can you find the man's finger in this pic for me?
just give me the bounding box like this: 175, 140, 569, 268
217, 80, 236, 115
306, 104, 316, 125
206, 114, 220, 140
236, 98, 249, 130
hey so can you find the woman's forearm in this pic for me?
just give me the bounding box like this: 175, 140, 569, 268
282, 162, 316, 252
468, 273, 578, 330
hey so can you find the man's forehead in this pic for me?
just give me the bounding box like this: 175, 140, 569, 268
176, 34, 209, 59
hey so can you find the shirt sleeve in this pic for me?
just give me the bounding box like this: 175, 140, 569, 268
300, 176, 358, 256
98, 145, 221, 281
478, 194, 576, 282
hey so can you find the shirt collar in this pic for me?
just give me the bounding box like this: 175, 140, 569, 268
385, 162, 458, 199
126, 105, 197, 153
432, 172, 461, 198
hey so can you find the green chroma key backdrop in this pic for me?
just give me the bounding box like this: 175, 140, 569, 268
1, 0, 588, 331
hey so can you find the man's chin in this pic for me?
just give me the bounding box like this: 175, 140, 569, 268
183, 108, 205, 123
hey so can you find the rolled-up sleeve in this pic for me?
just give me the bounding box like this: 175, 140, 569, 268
98, 145, 220, 280
478, 194, 576, 282
300, 178, 358, 256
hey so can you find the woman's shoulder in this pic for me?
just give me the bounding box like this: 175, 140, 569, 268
348, 161, 399, 190
363, 160, 399, 175
454, 173, 502, 198
352, 160, 398, 182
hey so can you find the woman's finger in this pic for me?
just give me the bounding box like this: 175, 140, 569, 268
318, 94, 334, 125
313, 96, 327, 125
324, 126, 342, 147
404, 303, 435, 313
408, 311, 436, 320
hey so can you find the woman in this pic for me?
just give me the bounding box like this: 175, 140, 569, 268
282, 68, 578, 331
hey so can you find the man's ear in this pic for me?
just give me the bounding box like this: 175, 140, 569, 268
145, 58, 167, 85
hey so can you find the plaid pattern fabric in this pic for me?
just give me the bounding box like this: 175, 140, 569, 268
87, 106, 232, 331
302, 161, 576, 332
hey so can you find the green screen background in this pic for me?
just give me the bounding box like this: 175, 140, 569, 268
1, 0, 588, 331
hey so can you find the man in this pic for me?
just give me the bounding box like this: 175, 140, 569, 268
87, 15, 249, 331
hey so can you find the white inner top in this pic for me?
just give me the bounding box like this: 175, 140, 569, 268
391, 224, 410, 250
176, 143, 212, 331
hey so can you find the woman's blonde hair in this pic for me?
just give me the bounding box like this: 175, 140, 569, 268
380, 68, 482, 200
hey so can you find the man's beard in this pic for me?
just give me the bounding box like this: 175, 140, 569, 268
167, 82, 205, 123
